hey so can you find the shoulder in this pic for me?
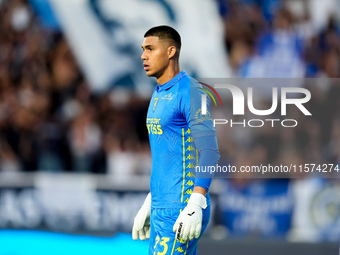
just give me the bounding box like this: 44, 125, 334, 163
177, 73, 203, 97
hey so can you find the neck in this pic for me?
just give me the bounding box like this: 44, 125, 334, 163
156, 61, 181, 85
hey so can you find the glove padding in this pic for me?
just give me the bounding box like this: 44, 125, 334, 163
173, 193, 207, 242
132, 192, 151, 240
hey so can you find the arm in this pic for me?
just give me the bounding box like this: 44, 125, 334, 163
173, 135, 220, 241
192, 134, 220, 193
173, 79, 220, 241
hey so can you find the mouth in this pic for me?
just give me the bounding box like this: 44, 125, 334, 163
143, 64, 149, 71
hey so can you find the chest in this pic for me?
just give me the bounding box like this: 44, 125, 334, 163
146, 91, 186, 135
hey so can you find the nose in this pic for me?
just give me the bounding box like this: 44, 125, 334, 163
141, 51, 147, 60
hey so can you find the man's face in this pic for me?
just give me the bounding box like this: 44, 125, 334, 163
141, 36, 170, 78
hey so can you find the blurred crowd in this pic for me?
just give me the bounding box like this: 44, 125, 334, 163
220, 0, 340, 78
216, 0, 340, 180
0, 0, 151, 176
0, 0, 339, 181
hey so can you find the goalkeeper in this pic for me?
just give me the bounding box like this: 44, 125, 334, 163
133, 25, 220, 255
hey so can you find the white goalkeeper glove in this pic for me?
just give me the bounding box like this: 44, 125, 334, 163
173, 193, 207, 242
132, 192, 151, 241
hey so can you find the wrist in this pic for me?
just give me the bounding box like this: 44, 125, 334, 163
188, 193, 207, 209
193, 186, 207, 196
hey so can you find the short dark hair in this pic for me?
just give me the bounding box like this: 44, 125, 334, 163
144, 25, 181, 51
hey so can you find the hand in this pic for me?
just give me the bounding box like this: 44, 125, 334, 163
132, 192, 151, 240
173, 193, 207, 242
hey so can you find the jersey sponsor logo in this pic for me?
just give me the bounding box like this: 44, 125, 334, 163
146, 118, 163, 135
153, 97, 159, 111
147, 117, 161, 124
161, 92, 173, 100
147, 124, 163, 135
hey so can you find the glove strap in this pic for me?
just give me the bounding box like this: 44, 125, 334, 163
188, 193, 207, 209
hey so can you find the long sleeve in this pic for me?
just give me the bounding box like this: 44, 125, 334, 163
179, 77, 220, 192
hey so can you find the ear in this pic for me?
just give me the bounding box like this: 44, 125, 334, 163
168, 46, 177, 59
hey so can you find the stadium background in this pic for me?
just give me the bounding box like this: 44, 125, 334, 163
0, 0, 340, 254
